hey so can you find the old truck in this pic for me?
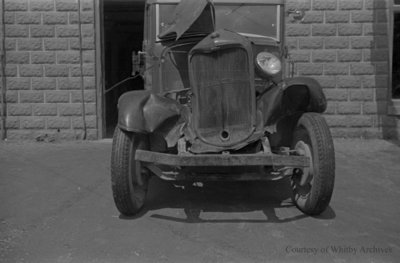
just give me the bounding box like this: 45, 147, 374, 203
111, 0, 335, 217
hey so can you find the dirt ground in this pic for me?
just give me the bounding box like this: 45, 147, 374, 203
0, 139, 399, 263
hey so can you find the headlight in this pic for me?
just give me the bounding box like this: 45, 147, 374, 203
256, 52, 282, 76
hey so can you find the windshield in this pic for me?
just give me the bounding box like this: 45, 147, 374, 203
158, 4, 280, 40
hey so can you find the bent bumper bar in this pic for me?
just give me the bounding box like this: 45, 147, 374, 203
135, 150, 309, 168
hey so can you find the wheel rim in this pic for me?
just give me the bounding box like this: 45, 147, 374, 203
293, 140, 314, 200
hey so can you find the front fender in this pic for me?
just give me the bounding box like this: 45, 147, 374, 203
283, 77, 327, 114
118, 90, 182, 134
258, 77, 327, 126
265, 77, 327, 148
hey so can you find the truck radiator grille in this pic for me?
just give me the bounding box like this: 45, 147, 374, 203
190, 47, 254, 146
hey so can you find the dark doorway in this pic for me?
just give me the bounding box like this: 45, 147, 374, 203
103, 0, 145, 137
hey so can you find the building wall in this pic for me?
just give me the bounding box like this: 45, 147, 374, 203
287, 0, 399, 139
0, 0, 399, 140
1, 0, 97, 140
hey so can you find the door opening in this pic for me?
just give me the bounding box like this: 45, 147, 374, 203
102, 0, 145, 137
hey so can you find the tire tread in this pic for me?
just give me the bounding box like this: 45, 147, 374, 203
111, 127, 144, 215
293, 113, 335, 215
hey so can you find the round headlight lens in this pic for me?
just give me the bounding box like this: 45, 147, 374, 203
256, 52, 282, 75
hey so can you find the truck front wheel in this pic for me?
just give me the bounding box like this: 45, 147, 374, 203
291, 113, 335, 215
111, 127, 149, 216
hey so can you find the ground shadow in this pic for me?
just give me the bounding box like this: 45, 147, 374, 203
386, 139, 400, 147
120, 176, 336, 223
312, 205, 336, 220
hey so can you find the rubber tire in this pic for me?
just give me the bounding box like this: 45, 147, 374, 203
291, 113, 335, 215
111, 127, 149, 216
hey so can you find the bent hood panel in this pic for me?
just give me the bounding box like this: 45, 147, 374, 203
158, 0, 214, 40
118, 90, 182, 134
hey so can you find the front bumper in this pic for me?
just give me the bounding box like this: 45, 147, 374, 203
136, 150, 309, 167
136, 150, 309, 181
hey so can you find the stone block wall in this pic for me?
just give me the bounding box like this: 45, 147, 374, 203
1, 0, 97, 140
287, 0, 399, 139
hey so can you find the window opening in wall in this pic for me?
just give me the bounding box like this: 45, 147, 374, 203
392, 7, 400, 99
102, 0, 145, 137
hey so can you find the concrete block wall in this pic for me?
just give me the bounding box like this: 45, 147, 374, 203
287, 0, 399, 139
2, 0, 97, 140
1, 0, 399, 140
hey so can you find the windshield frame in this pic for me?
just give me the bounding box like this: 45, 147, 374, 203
155, 2, 282, 42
